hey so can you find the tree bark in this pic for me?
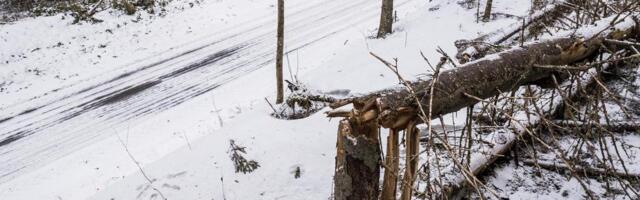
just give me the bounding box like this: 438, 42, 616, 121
379, 37, 600, 129
377, 0, 394, 38
482, 0, 493, 22
275, 0, 285, 104
334, 118, 381, 200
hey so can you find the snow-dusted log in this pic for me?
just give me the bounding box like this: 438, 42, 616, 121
332, 16, 639, 130
437, 128, 519, 199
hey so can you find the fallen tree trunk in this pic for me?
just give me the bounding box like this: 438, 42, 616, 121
438, 127, 519, 199
330, 15, 638, 200
332, 16, 638, 131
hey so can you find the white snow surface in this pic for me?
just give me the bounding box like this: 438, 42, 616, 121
0, 0, 545, 199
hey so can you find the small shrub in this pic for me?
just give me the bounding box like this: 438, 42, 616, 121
293, 166, 302, 179
1, 0, 174, 23
228, 140, 260, 174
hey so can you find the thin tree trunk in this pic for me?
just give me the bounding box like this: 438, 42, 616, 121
381, 129, 399, 200
377, 0, 394, 38
482, 0, 493, 22
275, 0, 285, 104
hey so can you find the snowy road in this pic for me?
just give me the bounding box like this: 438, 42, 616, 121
0, 0, 418, 184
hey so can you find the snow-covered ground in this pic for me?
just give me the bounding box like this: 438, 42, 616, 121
0, 0, 571, 199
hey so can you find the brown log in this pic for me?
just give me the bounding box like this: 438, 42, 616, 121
365, 19, 637, 130
381, 129, 400, 200
383, 37, 598, 129
334, 119, 381, 200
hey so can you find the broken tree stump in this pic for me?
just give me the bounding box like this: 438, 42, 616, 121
334, 118, 381, 200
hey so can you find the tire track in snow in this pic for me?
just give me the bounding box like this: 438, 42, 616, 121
0, 0, 361, 145
0, 0, 419, 183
